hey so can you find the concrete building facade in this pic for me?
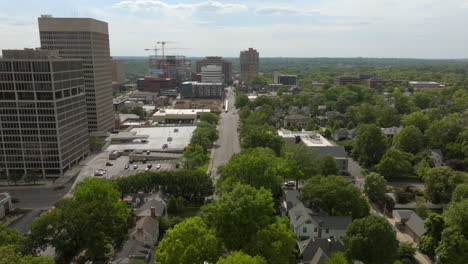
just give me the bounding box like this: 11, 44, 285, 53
201, 65, 223, 83
38, 15, 114, 133
0, 49, 89, 178
179, 81, 223, 99
112, 58, 126, 84
196, 56, 232, 84
240, 48, 259, 83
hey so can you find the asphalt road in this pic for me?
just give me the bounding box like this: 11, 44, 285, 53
0, 181, 71, 209
209, 87, 240, 180
8, 209, 45, 234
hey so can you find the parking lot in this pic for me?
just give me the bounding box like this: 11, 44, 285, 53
88, 155, 177, 179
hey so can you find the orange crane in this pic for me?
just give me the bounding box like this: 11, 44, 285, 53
157, 41, 177, 60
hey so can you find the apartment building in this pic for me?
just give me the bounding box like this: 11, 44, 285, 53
38, 15, 114, 133
196, 56, 232, 84
112, 58, 126, 84
0, 49, 89, 178
239, 48, 259, 83
201, 65, 224, 83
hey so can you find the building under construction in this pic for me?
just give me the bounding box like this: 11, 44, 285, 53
148, 55, 191, 83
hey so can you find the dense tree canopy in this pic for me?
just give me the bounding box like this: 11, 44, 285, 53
300, 176, 369, 218
353, 124, 387, 167
363, 172, 387, 204
375, 148, 413, 180
320, 154, 340, 176
156, 217, 221, 264
241, 124, 284, 155
216, 251, 266, 264
201, 184, 275, 250
28, 178, 129, 263
235, 93, 249, 108
401, 111, 430, 132
344, 216, 398, 264
452, 184, 468, 203
199, 112, 220, 125
423, 166, 463, 203
393, 125, 425, 154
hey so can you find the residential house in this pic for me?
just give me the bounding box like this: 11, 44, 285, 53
289, 202, 351, 242
317, 105, 327, 114
316, 116, 328, 127
129, 216, 159, 246
405, 213, 427, 245
427, 149, 444, 166
381, 126, 403, 138
333, 128, 357, 141
313, 146, 348, 171
112, 240, 153, 264
0, 192, 13, 219
298, 237, 345, 264
392, 210, 415, 224
288, 106, 300, 115
135, 198, 167, 219
284, 114, 309, 128
280, 189, 301, 216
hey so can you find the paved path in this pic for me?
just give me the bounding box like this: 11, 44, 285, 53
208, 87, 240, 181
7, 209, 45, 234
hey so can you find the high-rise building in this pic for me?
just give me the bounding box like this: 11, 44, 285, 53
38, 15, 114, 132
0, 49, 89, 179
201, 65, 224, 83
240, 48, 259, 84
111, 58, 126, 84
196, 56, 232, 84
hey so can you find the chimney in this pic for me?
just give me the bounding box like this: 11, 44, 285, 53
150, 207, 156, 217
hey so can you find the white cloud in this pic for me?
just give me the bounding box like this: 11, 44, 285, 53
113, 0, 247, 14
255, 7, 319, 16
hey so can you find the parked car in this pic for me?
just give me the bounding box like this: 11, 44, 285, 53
94, 170, 103, 176
147, 164, 153, 169
146, 150, 151, 155
284, 181, 295, 187
106, 161, 113, 166
156, 164, 161, 170
124, 164, 129, 170
142, 159, 148, 164
53, 185, 65, 191
133, 165, 138, 170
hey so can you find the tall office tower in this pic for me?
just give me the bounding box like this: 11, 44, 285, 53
201, 65, 224, 83
196, 56, 233, 84
240, 48, 259, 84
38, 15, 114, 132
0, 49, 89, 179
111, 58, 126, 84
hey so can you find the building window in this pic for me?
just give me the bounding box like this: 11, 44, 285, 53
303, 227, 307, 233
314, 227, 318, 232
326, 228, 329, 234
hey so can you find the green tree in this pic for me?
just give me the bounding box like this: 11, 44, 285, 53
320, 154, 339, 176
250, 74, 269, 88
201, 184, 275, 250
344, 216, 398, 264
283, 144, 320, 177
0, 246, 54, 264
426, 119, 463, 150
89, 136, 104, 152
190, 130, 212, 150
452, 184, 468, 203
28, 178, 130, 262
216, 251, 267, 264
397, 242, 415, 262
424, 166, 463, 203
413, 92, 432, 109
182, 144, 209, 169
235, 93, 249, 108
401, 111, 430, 132
241, 124, 284, 155
300, 176, 370, 218
217, 148, 283, 195
435, 226, 468, 264
443, 198, 468, 237
393, 125, 424, 154
375, 148, 413, 180
420, 213, 445, 257
363, 172, 387, 204
24, 169, 41, 184
156, 217, 221, 264
167, 196, 185, 215
377, 105, 401, 128
324, 252, 348, 264
130, 106, 145, 119
244, 217, 296, 264
0, 224, 24, 251
239, 106, 251, 120
414, 158, 431, 179
353, 124, 387, 167
200, 112, 220, 125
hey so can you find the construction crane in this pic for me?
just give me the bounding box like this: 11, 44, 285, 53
157, 41, 177, 60
144, 46, 161, 58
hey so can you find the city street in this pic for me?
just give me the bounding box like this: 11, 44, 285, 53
208, 87, 241, 180
0, 182, 72, 209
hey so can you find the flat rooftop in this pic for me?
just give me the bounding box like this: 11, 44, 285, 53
107, 126, 196, 151
278, 130, 333, 147
153, 109, 211, 117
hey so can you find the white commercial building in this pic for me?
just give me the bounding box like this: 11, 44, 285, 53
201, 65, 224, 83
152, 109, 211, 123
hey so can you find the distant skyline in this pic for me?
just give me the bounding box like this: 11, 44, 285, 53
1, 0, 468, 59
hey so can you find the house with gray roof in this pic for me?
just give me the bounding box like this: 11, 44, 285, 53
129, 216, 159, 246
288, 202, 351, 241
333, 128, 357, 141
284, 114, 309, 128
280, 189, 301, 216
392, 210, 414, 224
405, 213, 427, 245
298, 237, 345, 264
381, 126, 403, 138
135, 198, 167, 219
112, 240, 153, 264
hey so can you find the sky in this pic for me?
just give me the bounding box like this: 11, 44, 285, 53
0, 0, 468, 58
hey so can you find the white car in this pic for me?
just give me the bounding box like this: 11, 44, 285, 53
133, 165, 138, 170
156, 164, 161, 169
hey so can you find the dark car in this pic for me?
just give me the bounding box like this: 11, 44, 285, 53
11, 197, 20, 203
53, 185, 65, 191
142, 159, 148, 164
